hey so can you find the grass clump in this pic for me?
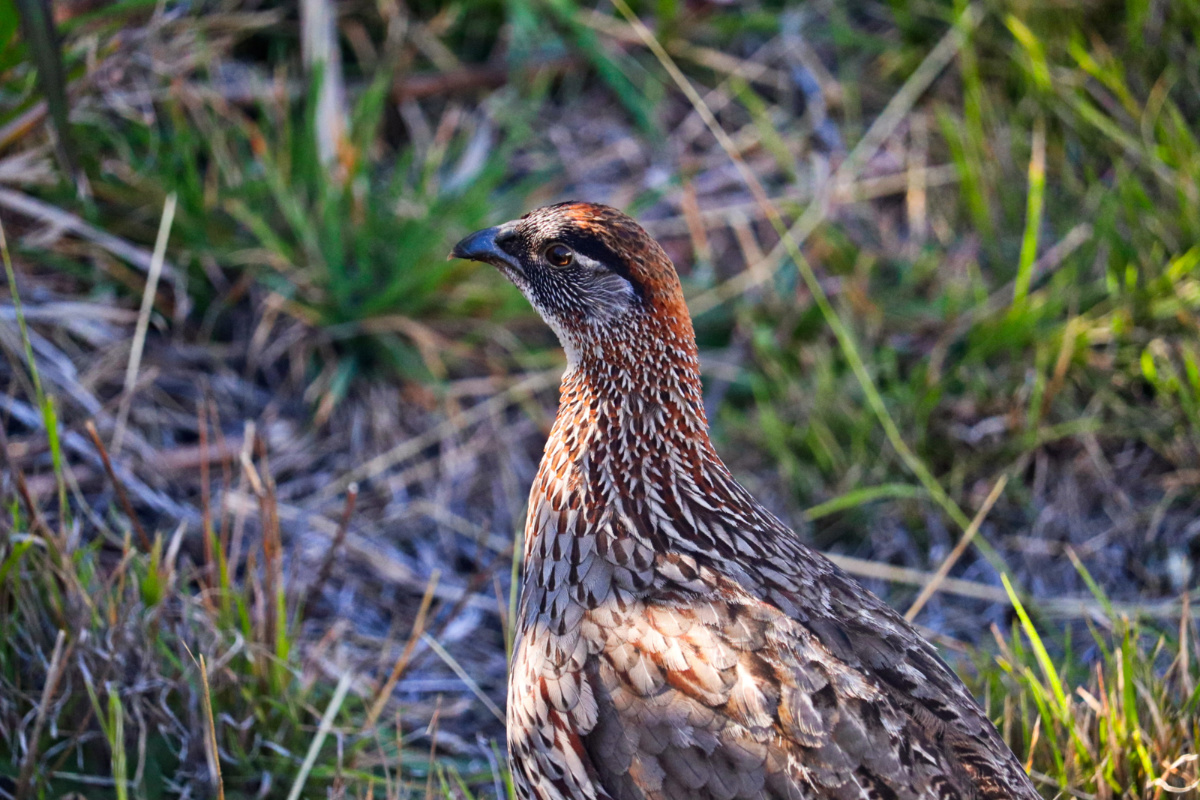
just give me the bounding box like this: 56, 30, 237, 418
979, 577, 1199, 797
4, 3, 544, 386
0, 408, 485, 798
0, 495, 494, 799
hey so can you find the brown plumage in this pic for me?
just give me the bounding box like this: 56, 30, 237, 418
451, 203, 1040, 800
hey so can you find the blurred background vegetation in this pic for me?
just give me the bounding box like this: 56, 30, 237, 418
0, 0, 1198, 797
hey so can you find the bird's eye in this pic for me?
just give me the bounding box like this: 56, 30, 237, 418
544, 243, 574, 268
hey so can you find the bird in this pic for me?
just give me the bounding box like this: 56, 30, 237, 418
451, 202, 1040, 800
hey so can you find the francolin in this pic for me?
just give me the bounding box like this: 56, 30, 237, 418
452, 203, 1039, 800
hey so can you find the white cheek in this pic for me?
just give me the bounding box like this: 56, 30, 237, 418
513, 252, 636, 367
586, 273, 637, 320
574, 253, 637, 324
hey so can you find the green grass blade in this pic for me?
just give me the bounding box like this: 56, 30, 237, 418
108, 688, 129, 800
1011, 116, 1046, 310
1002, 574, 1070, 717
803, 484, 925, 521
13, 0, 80, 179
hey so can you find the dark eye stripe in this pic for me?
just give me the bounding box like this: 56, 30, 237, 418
554, 230, 645, 301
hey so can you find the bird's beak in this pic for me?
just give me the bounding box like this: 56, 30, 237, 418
450, 226, 502, 262
449, 224, 519, 270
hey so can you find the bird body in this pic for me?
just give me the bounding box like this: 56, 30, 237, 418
452, 203, 1040, 800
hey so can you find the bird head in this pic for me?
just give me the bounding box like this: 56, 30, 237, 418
450, 202, 695, 367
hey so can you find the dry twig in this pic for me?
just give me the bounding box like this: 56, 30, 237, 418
905, 475, 1008, 621
84, 420, 152, 552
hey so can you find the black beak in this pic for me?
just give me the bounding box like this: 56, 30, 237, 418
450, 226, 507, 264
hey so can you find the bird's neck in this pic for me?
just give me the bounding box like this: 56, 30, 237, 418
559, 311, 712, 463
556, 348, 711, 458
530, 316, 725, 538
